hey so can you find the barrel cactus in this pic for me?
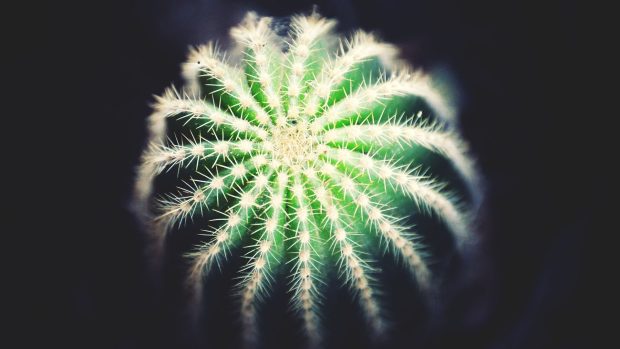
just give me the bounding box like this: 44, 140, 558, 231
134, 11, 481, 348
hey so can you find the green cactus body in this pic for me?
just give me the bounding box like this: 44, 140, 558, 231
135, 11, 480, 347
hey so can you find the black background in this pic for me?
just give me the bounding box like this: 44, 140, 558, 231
9, 0, 604, 348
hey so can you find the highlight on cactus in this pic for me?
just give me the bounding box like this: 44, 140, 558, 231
134, 10, 482, 347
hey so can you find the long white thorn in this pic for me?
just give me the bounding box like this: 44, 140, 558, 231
286, 13, 336, 122
308, 175, 385, 334
322, 121, 482, 206
144, 138, 257, 174
289, 174, 323, 344
304, 31, 399, 116
156, 155, 268, 229
231, 12, 286, 121
239, 171, 287, 346
183, 43, 272, 126
324, 147, 471, 246
153, 87, 269, 140
316, 160, 431, 288
311, 70, 456, 131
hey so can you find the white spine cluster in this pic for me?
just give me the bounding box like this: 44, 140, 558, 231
135, 11, 482, 348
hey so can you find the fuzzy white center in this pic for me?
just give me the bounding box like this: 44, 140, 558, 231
269, 121, 320, 167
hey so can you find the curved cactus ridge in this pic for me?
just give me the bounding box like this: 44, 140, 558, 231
134, 11, 481, 348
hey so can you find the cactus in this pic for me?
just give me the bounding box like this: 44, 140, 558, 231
134, 11, 481, 348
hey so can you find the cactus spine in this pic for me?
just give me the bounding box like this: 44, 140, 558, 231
135, 11, 481, 348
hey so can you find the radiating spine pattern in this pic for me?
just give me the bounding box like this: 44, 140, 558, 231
135, 11, 481, 348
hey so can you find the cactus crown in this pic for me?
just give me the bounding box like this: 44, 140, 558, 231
135, 11, 480, 348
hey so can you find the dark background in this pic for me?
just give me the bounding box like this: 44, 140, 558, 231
9, 0, 603, 348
